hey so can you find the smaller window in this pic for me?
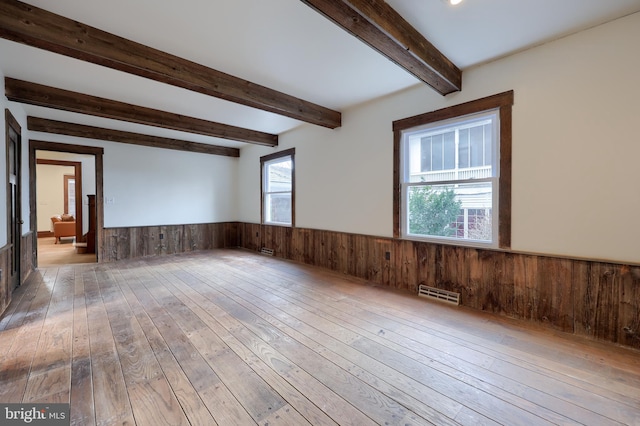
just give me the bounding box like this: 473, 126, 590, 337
261, 148, 295, 226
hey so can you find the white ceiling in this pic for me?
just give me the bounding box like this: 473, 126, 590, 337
2, 0, 640, 150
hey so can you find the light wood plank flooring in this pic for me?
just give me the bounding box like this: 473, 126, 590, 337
37, 236, 96, 267
1, 249, 639, 425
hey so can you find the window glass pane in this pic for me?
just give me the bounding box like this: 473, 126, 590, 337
9, 139, 16, 176
432, 134, 443, 171
469, 125, 483, 167
262, 152, 293, 226
444, 131, 455, 170
407, 185, 460, 237
265, 193, 291, 224
458, 128, 469, 169
420, 137, 432, 172
407, 182, 493, 242
484, 123, 492, 167
266, 159, 292, 192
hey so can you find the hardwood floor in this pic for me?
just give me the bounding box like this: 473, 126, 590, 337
1, 249, 639, 426
37, 236, 96, 267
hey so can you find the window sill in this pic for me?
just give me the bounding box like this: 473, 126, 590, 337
402, 234, 498, 250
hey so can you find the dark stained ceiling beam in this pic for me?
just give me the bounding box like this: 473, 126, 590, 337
0, 0, 341, 128
28, 117, 240, 157
6, 77, 278, 147
300, 0, 461, 95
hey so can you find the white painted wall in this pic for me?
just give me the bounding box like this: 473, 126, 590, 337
238, 12, 640, 264
36, 164, 75, 232
102, 142, 238, 227
23, 133, 238, 228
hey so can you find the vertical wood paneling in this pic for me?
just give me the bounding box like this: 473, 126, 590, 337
0, 245, 10, 315
0, 233, 31, 316
239, 223, 258, 252
314, 229, 328, 270
183, 224, 196, 252
157, 225, 168, 256
134, 227, 153, 258
367, 238, 383, 284
619, 266, 640, 348
512, 254, 536, 322
20, 232, 34, 284
571, 260, 592, 338
166, 225, 183, 255
336, 232, 349, 275
479, 250, 502, 313
590, 263, 621, 343
398, 240, 417, 292
223, 222, 238, 248
553, 258, 574, 332
241, 224, 640, 349
351, 234, 363, 278
415, 240, 432, 291
378, 238, 393, 287
98, 223, 235, 263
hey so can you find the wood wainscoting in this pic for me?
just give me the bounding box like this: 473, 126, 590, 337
238, 223, 640, 349
0, 233, 35, 316
100, 222, 239, 263
20, 232, 34, 284
0, 245, 9, 315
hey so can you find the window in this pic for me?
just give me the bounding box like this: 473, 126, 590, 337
261, 148, 295, 226
393, 91, 513, 248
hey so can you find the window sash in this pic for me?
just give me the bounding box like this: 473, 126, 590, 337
400, 111, 500, 247
402, 179, 498, 244
261, 150, 294, 226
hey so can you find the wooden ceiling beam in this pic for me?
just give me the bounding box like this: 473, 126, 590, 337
300, 0, 461, 95
0, 0, 341, 128
6, 77, 277, 147
28, 117, 240, 158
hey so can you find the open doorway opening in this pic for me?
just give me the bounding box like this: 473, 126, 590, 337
29, 141, 104, 268
35, 153, 95, 266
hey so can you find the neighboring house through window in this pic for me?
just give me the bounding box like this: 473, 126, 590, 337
393, 91, 513, 248
261, 148, 295, 226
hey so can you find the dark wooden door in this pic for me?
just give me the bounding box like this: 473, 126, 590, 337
6, 111, 22, 290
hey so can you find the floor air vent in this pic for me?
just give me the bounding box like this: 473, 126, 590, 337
418, 285, 460, 305
260, 247, 274, 256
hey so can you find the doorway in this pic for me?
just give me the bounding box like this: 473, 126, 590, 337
35, 157, 93, 266
29, 141, 104, 267
36, 159, 83, 242
5, 110, 22, 290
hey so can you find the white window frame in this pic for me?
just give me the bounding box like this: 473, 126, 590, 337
400, 110, 500, 248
